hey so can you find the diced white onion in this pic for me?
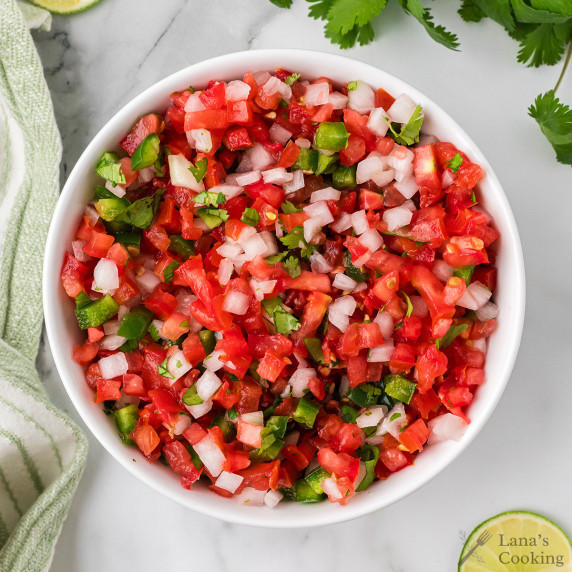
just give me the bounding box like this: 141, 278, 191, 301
378, 403, 406, 438
388, 94, 417, 124
309, 252, 333, 273
476, 301, 499, 321
358, 228, 383, 253
428, 413, 468, 444
167, 350, 192, 381
216, 471, 244, 494
134, 269, 161, 295
348, 81, 375, 115
245, 143, 274, 171
237, 226, 258, 246
223, 290, 250, 315
367, 341, 395, 363
356, 154, 386, 185
243, 233, 269, 261
332, 273, 357, 291
203, 350, 225, 373
186, 399, 213, 419
103, 320, 120, 336
250, 278, 277, 301
217, 242, 243, 259
211, 183, 244, 201
99, 335, 127, 351
84, 204, 99, 224
264, 490, 283, 509
173, 414, 192, 436
394, 176, 419, 200
290, 368, 316, 398
330, 212, 353, 233
168, 154, 205, 191
262, 167, 293, 185
295, 138, 311, 149
193, 433, 225, 476
356, 405, 388, 428
241, 411, 264, 427
383, 206, 412, 231
283, 170, 304, 194
374, 310, 394, 340
402, 199, 417, 212
184, 92, 206, 112
269, 122, 293, 146
258, 231, 279, 258
310, 187, 340, 203
367, 107, 390, 137
234, 170, 261, 186
305, 82, 329, 106
253, 71, 271, 85
441, 169, 456, 188
433, 260, 455, 282
321, 478, 342, 500
92, 259, 119, 293
98, 352, 128, 379
187, 129, 212, 153
351, 210, 370, 236
226, 80, 251, 101
217, 259, 234, 286
105, 180, 126, 198
328, 91, 349, 110
237, 487, 266, 505
472, 338, 488, 354
196, 370, 223, 400
387, 146, 415, 172
457, 281, 492, 311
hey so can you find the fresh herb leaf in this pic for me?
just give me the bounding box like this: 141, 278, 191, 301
458, 0, 486, 22
398, 0, 460, 50
182, 385, 203, 406
347, 81, 358, 91
284, 72, 301, 85
283, 255, 301, 278
158, 357, 175, 379
96, 152, 126, 186
188, 158, 208, 183
196, 207, 229, 229
385, 103, 424, 146
280, 226, 317, 258
529, 89, 572, 164
436, 323, 470, 349
270, 0, 292, 6
307, 0, 334, 20
148, 323, 160, 342
274, 306, 301, 335
241, 207, 260, 226
163, 260, 179, 284
516, 22, 569, 67
228, 407, 238, 420
193, 191, 226, 207
400, 290, 413, 318
281, 200, 302, 214
445, 152, 463, 173
117, 189, 165, 230
265, 251, 288, 264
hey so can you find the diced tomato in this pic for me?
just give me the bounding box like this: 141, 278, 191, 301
84, 231, 114, 258
184, 109, 229, 131
416, 344, 448, 393
339, 133, 366, 166
163, 440, 202, 489
389, 343, 417, 374
122, 373, 146, 397
144, 287, 178, 320
72, 341, 99, 365
380, 447, 409, 472
317, 447, 360, 480
132, 421, 161, 456
96, 379, 121, 403
372, 270, 400, 303
61, 252, 89, 297
286, 270, 331, 293
330, 423, 364, 454
236, 461, 280, 491
256, 350, 289, 383
413, 145, 443, 208
120, 113, 163, 155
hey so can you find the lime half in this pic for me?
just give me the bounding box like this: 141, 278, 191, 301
27, 0, 100, 14
459, 511, 572, 571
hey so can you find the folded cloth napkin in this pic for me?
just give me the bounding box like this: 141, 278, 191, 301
0, 1, 88, 570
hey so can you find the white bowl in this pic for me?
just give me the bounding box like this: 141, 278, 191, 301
43, 49, 525, 528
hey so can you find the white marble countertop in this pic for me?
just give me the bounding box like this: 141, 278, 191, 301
32, 1, 572, 570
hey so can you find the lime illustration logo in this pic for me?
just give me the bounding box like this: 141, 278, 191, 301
459, 511, 572, 571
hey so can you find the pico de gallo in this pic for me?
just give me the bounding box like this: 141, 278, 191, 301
61, 69, 500, 507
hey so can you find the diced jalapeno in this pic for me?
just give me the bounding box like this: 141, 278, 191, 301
315, 152, 338, 175
293, 479, 326, 503
454, 266, 475, 286
131, 133, 161, 171
293, 397, 320, 428
75, 293, 119, 329
291, 148, 319, 172
198, 329, 216, 355
114, 404, 138, 440
168, 235, 194, 259
303, 337, 325, 364
332, 164, 357, 189
313, 122, 349, 152
383, 374, 417, 404
117, 305, 153, 340
304, 467, 330, 495
94, 197, 131, 222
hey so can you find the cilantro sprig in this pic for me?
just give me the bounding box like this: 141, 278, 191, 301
193, 191, 226, 207
268, 0, 572, 166
280, 226, 318, 258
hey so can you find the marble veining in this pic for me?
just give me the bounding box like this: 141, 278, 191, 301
32, 0, 572, 570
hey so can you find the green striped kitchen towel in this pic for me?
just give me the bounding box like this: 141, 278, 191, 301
0, 1, 88, 570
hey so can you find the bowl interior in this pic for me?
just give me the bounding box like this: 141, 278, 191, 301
43, 49, 525, 527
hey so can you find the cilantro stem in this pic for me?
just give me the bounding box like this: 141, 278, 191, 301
554, 42, 572, 95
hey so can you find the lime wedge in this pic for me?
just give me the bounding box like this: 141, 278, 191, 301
27, 0, 100, 14
459, 511, 572, 571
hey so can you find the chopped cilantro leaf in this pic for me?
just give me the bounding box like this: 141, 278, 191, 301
158, 357, 175, 379
284, 72, 301, 85
193, 191, 226, 207
188, 158, 208, 183
347, 81, 358, 91
445, 152, 463, 173
280, 226, 317, 258
163, 260, 179, 284
241, 207, 260, 226
283, 255, 301, 278
281, 200, 302, 214
384, 103, 424, 146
